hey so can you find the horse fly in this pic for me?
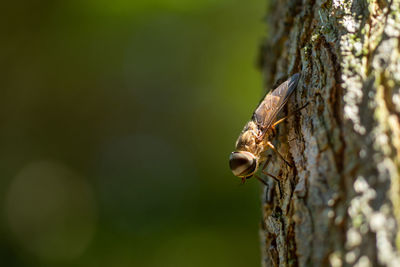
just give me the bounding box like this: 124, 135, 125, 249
229, 73, 305, 186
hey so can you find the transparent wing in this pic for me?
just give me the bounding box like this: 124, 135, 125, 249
252, 73, 300, 129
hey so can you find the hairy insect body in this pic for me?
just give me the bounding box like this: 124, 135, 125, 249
235, 121, 274, 168
236, 122, 272, 154
235, 121, 260, 152
229, 73, 301, 182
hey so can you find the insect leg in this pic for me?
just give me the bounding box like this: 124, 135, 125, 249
271, 102, 309, 128
266, 141, 293, 167
271, 126, 277, 136
261, 154, 272, 171
261, 155, 282, 196
262, 171, 282, 196
254, 175, 268, 186
271, 117, 288, 128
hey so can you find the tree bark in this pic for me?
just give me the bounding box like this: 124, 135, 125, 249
259, 0, 400, 266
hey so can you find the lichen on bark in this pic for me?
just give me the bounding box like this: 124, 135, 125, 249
259, 0, 400, 266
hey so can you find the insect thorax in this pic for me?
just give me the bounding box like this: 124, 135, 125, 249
235, 120, 270, 156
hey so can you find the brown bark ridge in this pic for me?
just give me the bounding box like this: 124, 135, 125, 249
258, 0, 400, 266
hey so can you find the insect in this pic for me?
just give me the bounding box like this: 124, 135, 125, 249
229, 73, 304, 185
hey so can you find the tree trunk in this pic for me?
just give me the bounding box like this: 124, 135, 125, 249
259, 0, 400, 266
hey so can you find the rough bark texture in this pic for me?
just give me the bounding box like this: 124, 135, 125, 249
259, 0, 400, 266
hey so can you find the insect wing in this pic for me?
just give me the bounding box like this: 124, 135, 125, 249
253, 73, 300, 129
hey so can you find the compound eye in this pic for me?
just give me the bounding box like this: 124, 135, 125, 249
229, 152, 257, 177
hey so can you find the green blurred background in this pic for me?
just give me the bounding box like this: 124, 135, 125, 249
1, 1, 267, 266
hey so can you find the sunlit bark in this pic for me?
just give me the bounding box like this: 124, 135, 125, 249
259, 1, 400, 266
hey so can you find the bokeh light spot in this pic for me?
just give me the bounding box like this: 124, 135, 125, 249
5, 160, 97, 261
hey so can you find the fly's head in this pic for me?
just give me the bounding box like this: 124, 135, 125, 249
229, 151, 258, 182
